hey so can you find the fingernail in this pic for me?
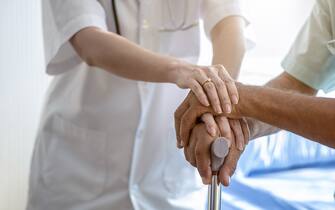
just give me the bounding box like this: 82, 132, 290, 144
201, 177, 207, 184
238, 143, 244, 151
204, 99, 210, 106
210, 127, 216, 136
225, 104, 231, 113
228, 176, 231, 185
232, 96, 239, 104
216, 106, 223, 114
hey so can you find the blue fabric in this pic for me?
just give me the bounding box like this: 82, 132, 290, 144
220, 132, 335, 210
237, 131, 335, 176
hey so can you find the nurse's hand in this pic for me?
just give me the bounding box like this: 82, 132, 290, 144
174, 91, 242, 148
170, 62, 238, 114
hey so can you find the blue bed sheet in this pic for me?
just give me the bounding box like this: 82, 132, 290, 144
220, 132, 335, 210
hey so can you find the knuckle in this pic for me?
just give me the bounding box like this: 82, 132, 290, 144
205, 82, 215, 90
195, 148, 203, 158
216, 64, 225, 70
191, 83, 200, 92
194, 68, 204, 76
198, 168, 208, 176
207, 66, 218, 73
216, 80, 225, 89
203, 67, 210, 74
225, 78, 235, 84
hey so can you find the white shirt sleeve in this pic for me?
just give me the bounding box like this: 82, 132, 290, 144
43, 0, 107, 75
201, 0, 249, 38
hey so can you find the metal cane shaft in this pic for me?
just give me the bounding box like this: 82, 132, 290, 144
208, 175, 221, 210
207, 137, 230, 210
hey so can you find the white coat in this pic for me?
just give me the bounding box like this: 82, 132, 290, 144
27, 0, 246, 209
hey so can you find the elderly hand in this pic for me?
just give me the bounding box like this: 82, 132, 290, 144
184, 115, 249, 186
174, 91, 242, 148
169, 62, 238, 114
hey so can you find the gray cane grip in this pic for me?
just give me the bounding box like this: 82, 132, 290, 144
210, 137, 230, 172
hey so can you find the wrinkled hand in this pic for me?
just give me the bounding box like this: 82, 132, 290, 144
170, 62, 238, 114
184, 115, 249, 186
174, 91, 242, 148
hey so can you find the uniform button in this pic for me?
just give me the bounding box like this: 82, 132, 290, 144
142, 19, 150, 29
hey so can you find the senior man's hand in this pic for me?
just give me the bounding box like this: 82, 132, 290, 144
185, 116, 248, 186
174, 90, 243, 148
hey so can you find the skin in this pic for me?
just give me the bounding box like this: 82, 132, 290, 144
192, 16, 249, 151
185, 116, 249, 186
70, 15, 250, 184
70, 26, 239, 116
70, 16, 249, 150
176, 72, 335, 185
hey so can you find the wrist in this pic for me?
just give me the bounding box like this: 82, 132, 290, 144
235, 82, 246, 116
245, 118, 256, 140
166, 59, 193, 85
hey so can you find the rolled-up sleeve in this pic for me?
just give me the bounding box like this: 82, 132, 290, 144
282, 0, 335, 93
43, 0, 107, 75
201, 0, 248, 38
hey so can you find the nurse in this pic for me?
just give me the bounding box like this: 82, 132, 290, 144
27, 0, 249, 210
176, 0, 335, 185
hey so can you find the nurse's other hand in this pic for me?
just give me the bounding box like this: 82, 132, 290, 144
169, 62, 239, 114
174, 91, 242, 148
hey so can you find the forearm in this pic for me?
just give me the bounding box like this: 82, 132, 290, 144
246, 73, 317, 139
71, 27, 181, 83
237, 82, 335, 148
211, 16, 246, 79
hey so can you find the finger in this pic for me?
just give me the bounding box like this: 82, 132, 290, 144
218, 147, 242, 187
180, 107, 201, 147
240, 118, 250, 146
195, 135, 212, 184
194, 68, 222, 113
184, 144, 190, 164
187, 129, 198, 167
203, 80, 222, 114
189, 79, 210, 107
229, 119, 245, 151
174, 96, 190, 148
207, 66, 232, 114
215, 116, 232, 147
201, 113, 218, 137
217, 65, 239, 105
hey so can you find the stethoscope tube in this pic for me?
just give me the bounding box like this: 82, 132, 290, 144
111, 0, 120, 35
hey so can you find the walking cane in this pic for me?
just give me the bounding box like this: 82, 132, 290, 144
207, 137, 230, 210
